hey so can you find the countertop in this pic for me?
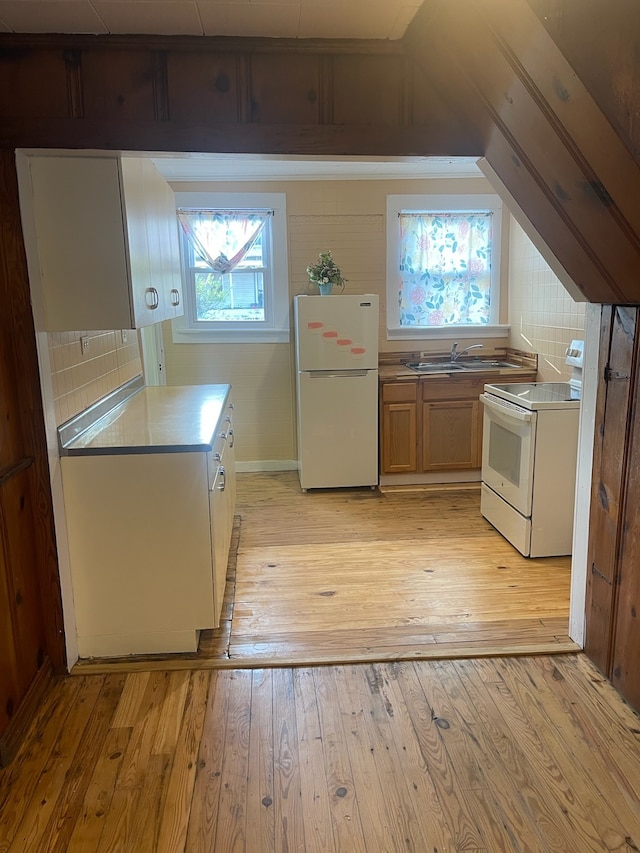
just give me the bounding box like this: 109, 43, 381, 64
378, 363, 537, 381
378, 347, 538, 382
59, 383, 232, 456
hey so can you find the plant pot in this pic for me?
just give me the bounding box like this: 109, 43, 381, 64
318, 283, 334, 295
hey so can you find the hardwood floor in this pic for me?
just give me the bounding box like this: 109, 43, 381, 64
2, 654, 640, 851
223, 472, 576, 663
4, 475, 638, 850
74, 471, 576, 674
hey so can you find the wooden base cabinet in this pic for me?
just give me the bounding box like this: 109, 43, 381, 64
380, 372, 536, 477
380, 382, 418, 473
422, 399, 480, 470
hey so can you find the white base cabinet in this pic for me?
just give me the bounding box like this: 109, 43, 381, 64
61, 389, 235, 658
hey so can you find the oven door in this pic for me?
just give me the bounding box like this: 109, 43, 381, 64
480, 393, 537, 517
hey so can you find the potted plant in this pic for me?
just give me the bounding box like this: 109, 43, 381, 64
306, 251, 346, 295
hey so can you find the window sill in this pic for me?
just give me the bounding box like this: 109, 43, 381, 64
171, 323, 289, 345
386, 324, 510, 341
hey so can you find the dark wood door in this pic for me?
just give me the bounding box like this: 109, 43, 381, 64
0, 151, 65, 765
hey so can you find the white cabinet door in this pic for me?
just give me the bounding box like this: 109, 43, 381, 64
62, 451, 215, 657
27, 156, 136, 331
209, 400, 236, 627
22, 153, 183, 331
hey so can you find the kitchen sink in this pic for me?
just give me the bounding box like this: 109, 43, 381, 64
458, 360, 521, 370
405, 362, 465, 373
405, 359, 520, 374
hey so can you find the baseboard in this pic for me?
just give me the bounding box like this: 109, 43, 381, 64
379, 470, 481, 487
0, 657, 53, 767
236, 460, 298, 473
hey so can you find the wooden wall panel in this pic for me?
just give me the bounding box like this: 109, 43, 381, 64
0, 47, 70, 118
166, 52, 243, 123
584, 307, 636, 673
614, 375, 640, 709
80, 49, 159, 121
0, 149, 64, 761
0, 543, 19, 740
249, 54, 321, 124
0, 469, 46, 697
332, 55, 405, 127
529, 0, 640, 156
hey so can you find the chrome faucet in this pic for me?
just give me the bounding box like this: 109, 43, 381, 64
450, 342, 484, 362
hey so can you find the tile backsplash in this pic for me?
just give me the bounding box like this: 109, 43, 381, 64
48, 329, 142, 426
508, 218, 586, 381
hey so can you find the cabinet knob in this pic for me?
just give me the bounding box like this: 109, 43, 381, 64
170, 288, 181, 307
228, 428, 235, 448
218, 466, 226, 492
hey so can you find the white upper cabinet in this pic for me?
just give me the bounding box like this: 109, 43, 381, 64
23, 153, 183, 330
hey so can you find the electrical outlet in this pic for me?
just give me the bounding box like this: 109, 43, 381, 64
80, 336, 90, 355
121, 330, 128, 344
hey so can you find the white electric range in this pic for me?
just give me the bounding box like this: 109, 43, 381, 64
479, 343, 583, 557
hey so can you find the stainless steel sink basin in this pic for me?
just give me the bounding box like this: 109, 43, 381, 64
405, 359, 520, 374
405, 362, 464, 373
457, 360, 521, 370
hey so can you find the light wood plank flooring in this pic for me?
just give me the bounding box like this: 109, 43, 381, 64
213, 472, 575, 663
75, 471, 576, 674
2, 654, 640, 851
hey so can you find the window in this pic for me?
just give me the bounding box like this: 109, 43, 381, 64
386, 194, 506, 340
172, 192, 289, 344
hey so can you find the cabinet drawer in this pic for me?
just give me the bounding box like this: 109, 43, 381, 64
382, 381, 419, 403
421, 377, 483, 401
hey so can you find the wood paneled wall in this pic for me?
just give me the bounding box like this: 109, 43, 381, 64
0, 151, 65, 764
0, 34, 479, 155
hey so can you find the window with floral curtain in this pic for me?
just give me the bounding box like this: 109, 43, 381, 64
398, 211, 493, 327
178, 209, 272, 322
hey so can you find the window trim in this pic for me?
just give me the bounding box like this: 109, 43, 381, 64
386, 193, 507, 341
172, 191, 289, 344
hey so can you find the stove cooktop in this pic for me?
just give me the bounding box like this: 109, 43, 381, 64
483, 381, 581, 410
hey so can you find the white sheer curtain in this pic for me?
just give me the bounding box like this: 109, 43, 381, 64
177, 209, 271, 274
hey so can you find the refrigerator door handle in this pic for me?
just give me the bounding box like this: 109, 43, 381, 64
307, 370, 370, 378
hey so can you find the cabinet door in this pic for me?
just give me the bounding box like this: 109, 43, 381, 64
161, 179, 184, 319
26, 156, 135, 330
381, 402, 418, 473
422, 400, 480, 470
209, 399, 236, 628
124, 157, 166, 326
133, 158, 184, 324
210, 453, 231, 627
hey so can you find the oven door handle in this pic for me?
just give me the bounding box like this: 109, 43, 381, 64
480, 393, 535, 423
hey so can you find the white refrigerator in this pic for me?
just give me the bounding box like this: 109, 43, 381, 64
294, 294, 379, 490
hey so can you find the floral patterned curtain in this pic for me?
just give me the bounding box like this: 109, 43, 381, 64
177, 209, 271, 274
398, 211, 493, 326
